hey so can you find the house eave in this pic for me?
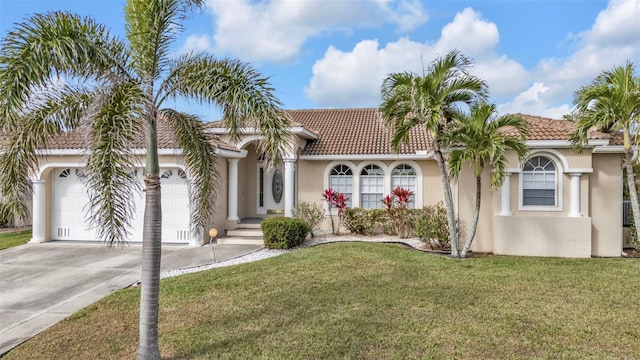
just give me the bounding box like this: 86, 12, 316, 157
208, 126, 319, 140
526, 139, 609, 148
299, 151, 434, 160
591, 145, 628, 153
35, 148, 245, 157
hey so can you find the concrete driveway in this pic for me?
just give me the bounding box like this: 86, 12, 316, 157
0, 241, 262, 355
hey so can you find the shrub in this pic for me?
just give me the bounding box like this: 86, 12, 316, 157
261, 217, 310, 249
382, 187, 414, 238
293, 202, 324, 237
341, 207, 374, 235
414, 202, 451, 250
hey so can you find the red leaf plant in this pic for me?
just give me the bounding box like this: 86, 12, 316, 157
382, 186, 414, 238
321, 188, 349, 235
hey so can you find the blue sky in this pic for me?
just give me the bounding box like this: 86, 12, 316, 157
1, 0, 638, 122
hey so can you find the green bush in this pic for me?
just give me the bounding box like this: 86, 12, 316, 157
292, 202, 325, 237
341, 207, 375, 235
261, 217, 310, 249
414, 202, 451, 250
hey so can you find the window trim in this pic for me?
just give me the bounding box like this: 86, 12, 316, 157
359, 164, 385, 209
323, 161, 356, 213
323, 160, 424, 210
518, 152, 563, 212
391, 163, 418, 209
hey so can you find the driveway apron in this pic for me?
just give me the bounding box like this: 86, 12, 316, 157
0, 241, 261, 355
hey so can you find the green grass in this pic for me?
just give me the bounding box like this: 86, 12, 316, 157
5, 242, 640, 360
0, 229, 31, 250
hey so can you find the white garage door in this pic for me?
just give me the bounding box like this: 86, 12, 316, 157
52, 167, 191, 243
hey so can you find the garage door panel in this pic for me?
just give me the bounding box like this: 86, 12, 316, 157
52, 167, 191, 244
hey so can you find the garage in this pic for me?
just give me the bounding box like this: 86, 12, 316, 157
52, 167, 191, 243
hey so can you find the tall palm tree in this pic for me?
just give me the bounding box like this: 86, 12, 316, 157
569, 62, 640, 244
0, 1, 291, 358
442, 103, 529, 258
379, 50, 488, 258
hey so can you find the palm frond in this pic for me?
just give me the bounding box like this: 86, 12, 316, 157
571, 61, 640, 152
83, 81, 145, 246
0, 11, 130, 123
0, 86, 98, 225
126, 0, 182, 81
160, 108, 219, 239
445, 103, 529, 187
160, 55, 292, 166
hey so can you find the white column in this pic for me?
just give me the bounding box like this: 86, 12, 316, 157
31, 179, 46, 243
284, 158, 295, 217
499, 173, 512, 216
227, 159, 239, 221
569, 173, 582, 217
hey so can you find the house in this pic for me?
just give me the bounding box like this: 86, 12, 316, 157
29, 108, 628, 258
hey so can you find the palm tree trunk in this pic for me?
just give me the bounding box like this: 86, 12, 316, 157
137, 117, 162, 360
460, 176, 481, 258
625, 150, 640, 246
433, 139, 459, 257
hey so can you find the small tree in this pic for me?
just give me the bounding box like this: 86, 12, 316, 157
321, 188, 349, 235
333, 193, 349, 235
321, 188, 338, 234
380, 50, 489, 257
569, 62, 640, 244
441, 103, 529, 258
382, 186, 414, 238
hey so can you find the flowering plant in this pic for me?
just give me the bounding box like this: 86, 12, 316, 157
322, 188, 349, 234
382, 186, 414, 238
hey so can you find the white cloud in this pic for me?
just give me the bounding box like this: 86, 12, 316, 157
199, 0, 428, 63
306, 0, 639, 118
436, 7, 499, 57
305, 38, 432, 107
508, 0, 640, 116
179, 34, 212, 54
532, 0, 639, 101
496, 83, 572, 119
585, 0, 640, 47
305, 7, 529, 107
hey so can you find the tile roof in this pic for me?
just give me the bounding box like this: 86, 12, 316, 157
515, 114, 628, 146
29, 109, 629, 154
208, 109, 630, 154
41, 118, 239, 152
290, 108, 433, 156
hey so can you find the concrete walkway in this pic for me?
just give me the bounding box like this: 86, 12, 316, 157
0, 241, 262, 355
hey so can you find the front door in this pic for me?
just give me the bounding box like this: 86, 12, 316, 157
257, 165, 285, 215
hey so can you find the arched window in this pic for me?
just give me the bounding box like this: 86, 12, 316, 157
391, 164, 416, 208
330, 165, 352, 207
360, 164, 384, 209
522, 156, 556, 207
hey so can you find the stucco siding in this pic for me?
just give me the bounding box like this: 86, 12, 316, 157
590, 153, 623, 256
457, 165, 494, 253
493, 215, 592, 257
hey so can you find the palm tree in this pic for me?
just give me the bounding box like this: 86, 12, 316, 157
442, 103, 529, 258
0, 1, 291, 358
379, 50, 488, 258
569, 62, 640, 245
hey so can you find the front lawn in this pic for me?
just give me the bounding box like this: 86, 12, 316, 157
5, 242, 639, 359
0, 229, 31, 250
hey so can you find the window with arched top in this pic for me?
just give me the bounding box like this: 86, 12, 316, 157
391, 164, 416, 208
360, 164, 384, 209
161, 170, 172, 179
522, 156, 557, 207
330, 165, 352, 207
